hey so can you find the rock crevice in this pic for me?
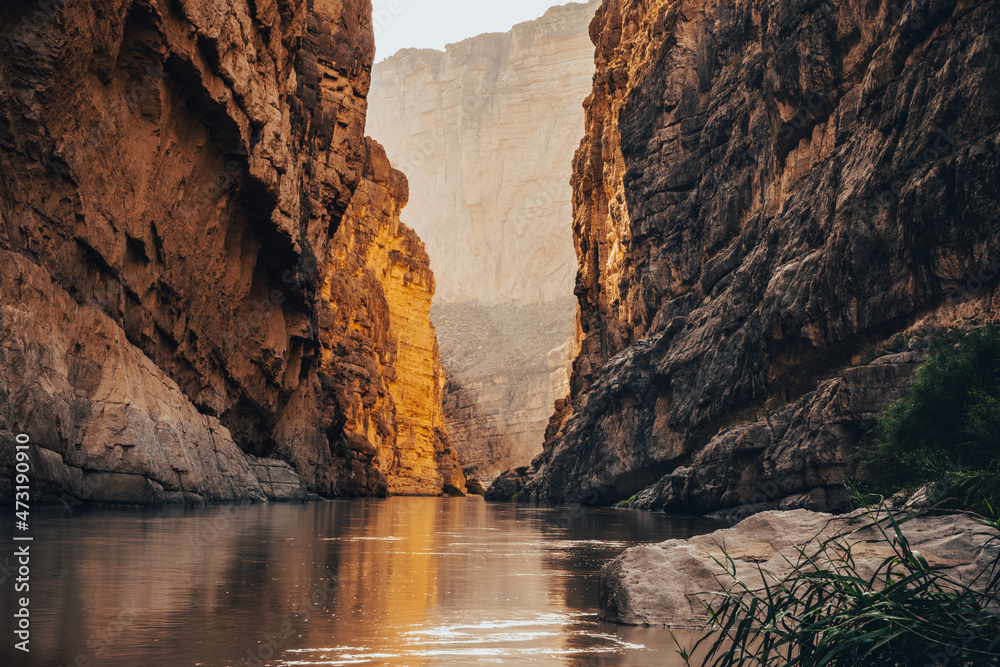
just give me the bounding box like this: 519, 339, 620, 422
367, 1, 599, 480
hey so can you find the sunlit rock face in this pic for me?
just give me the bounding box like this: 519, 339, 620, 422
367, 1, 599, 480
0, 0, 460, 502
519, 0, 1000, 510
323, 139, 465, 496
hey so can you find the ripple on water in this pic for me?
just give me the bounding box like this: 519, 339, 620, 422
275, 613, 648, 665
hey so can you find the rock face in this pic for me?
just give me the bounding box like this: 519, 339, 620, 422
322, 138, 464, 496
366, 1, 598, 480
0, 0, 460, 503
600, 509, 999, 628
519, 0, 1000, 511
629, 346, 923, 517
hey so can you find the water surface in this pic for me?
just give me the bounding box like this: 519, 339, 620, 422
1, 498, 723, 666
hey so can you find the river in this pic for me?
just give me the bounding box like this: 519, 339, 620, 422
0, 498, 725, 666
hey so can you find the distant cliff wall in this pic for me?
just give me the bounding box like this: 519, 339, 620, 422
0, 0, 461, 503
367, 1, 598, 480
368, 0, 600, 305
434, 300, 577, 481
519, 0, 1000, 512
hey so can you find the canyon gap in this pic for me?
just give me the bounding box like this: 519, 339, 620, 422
367, 0, 600, 482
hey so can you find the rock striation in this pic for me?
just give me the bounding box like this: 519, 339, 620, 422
0, 0, 461, 503
366, 1, 599, 480
518, 0, 1000, 511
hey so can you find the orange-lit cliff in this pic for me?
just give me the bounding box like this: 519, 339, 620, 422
0, 0, 461, 502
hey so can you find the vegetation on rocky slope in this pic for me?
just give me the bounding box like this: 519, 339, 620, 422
862, 326, 1000, 514
674, 328, 1000, 665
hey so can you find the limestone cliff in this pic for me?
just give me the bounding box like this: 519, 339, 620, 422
0, 0, 460, 503
367, 1, 598, 480
518, 0, 1000, 512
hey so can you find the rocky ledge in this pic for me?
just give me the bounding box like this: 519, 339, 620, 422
600, 509, 999, 628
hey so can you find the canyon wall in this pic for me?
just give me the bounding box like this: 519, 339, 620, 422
366, 1, 598, 480
0, 0, 461, 503
516, 0, 1000, 512
323, 138, 464, 495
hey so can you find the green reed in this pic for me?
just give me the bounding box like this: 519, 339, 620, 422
673, 505, 1000, 666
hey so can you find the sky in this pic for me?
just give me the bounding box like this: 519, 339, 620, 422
372, 0, 572, 61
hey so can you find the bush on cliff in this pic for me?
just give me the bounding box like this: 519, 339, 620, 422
864, 325, 1000, 512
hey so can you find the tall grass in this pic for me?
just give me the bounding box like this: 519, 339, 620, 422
674, 505, 1000, 666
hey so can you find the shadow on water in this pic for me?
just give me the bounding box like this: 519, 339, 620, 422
0, 498, 724, 666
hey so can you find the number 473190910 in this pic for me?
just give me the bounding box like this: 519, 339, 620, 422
14, 434, 31, 529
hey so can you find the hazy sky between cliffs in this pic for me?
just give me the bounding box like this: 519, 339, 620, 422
372, 0, 572, 60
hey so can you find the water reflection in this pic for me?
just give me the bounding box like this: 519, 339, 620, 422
0, 498, 723, 666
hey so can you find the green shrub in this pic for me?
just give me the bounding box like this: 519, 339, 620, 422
865, 325, 1000, 495
950, 462, 1000, 516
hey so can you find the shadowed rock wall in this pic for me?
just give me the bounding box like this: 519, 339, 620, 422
518, 0, 1000, 512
